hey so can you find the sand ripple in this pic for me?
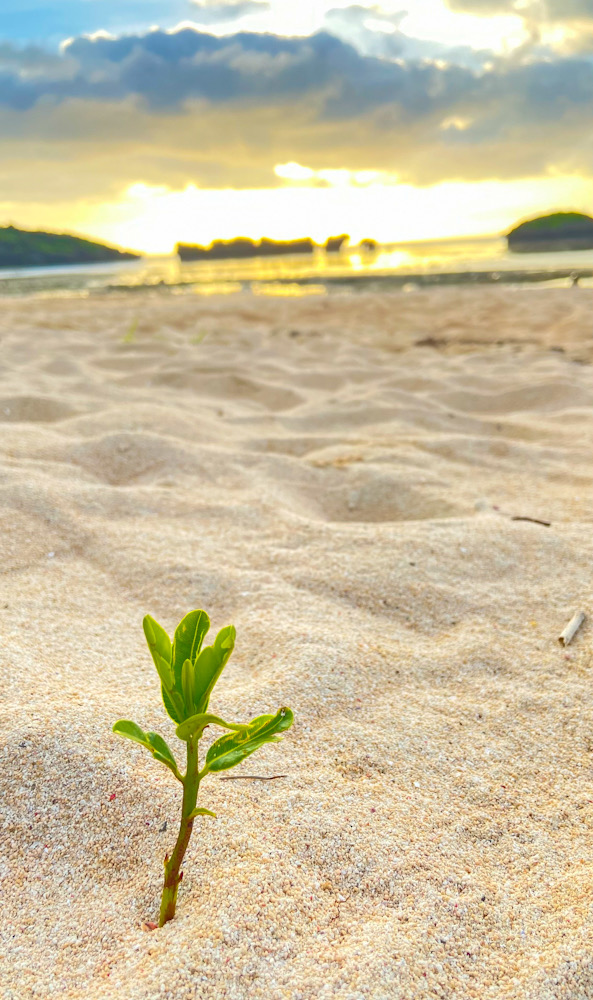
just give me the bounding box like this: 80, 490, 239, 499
1, 287, 593, 1000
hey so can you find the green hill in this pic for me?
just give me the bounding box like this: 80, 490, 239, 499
0, 226, 140, 268
507, 212, 593, 252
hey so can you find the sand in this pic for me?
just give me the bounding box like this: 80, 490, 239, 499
1, 285, 593, 999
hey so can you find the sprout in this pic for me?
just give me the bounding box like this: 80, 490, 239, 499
113, 610, 294, 927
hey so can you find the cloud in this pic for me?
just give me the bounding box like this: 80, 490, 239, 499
0, 27, 520, 115
444, 0, 593, 23
2, 29, 379, 110
189, 0, 270, 24
2, 23, 593, 208
323, 5, 491, 68
0, 42, 64, 74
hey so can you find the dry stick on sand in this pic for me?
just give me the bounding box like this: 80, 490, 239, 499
511, 516, 552, 527
219, 774, 287, 781
558, 611, 586, 646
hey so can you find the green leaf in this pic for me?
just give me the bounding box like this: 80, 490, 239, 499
113, 719, 147, 746
175, 712, 249, 742
193, 624, 236, 714
188, 807, 217, 819
176, 712, 211, 742
143, 615, 172, 684
205, 707, 293, 773
161, 684, 184, 725
153, 652, 174, 690
143, 614, 183, 721
113, 719, 181, 780
181, 658, 194, 715
172, 610, 210, 694
146, 732, 180, 775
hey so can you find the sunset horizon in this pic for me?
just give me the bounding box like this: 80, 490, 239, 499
4, 2, 593, 254
6, 202, 593, 259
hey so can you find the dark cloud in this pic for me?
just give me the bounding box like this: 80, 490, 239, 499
189, 0, 270, 24
15, 25, 593, 125
0, 26, 557, 118
3, 30, 379, 110
0, 42, 65, 74
2, 24, 593, 201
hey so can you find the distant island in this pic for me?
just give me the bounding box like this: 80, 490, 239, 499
177, 237, 315, 262
0, 225, 140, 268
177, 234, 353, 262
324, 234, 348, 253
507, 212, 593, 252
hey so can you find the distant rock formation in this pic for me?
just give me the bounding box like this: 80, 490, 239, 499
324, 234, 349, 253
177, 237, 315, 261
507, 213, 593, 252
0, 225, 139, 268
359, 239, 377, 252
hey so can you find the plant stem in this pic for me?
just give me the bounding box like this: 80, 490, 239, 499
159, 736, 200, 927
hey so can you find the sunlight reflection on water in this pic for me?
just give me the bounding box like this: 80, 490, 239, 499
252, 282, 327, 296
2, 237, 593, 297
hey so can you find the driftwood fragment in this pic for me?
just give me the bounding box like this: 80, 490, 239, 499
511, 516, 551, 527
558, 611, 586, 646
218, 774, 287, 781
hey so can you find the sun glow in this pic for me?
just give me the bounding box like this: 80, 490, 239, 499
275, 164, 395, 187
249, 0, 528, 53
59, 173, 593, 255
274, 163, 316, 182
184, 0, 529, 55
400, 6, 527, 53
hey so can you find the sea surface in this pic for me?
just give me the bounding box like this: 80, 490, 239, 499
2, 236, 593, 297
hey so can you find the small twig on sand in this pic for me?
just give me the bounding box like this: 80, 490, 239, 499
511, 516, 551, 527
558, 611, 586, 647
218, 774, 288, 781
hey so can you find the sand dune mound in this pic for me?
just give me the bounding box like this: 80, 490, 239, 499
267, 463, 463, 523
60, 403, 225, 446
437, 378, 593, 414
0, 507, 66, 573
1, 287, 593, 1000
70, 431, 211, 486
0, 394, 77, 422
153, 368, 304, 411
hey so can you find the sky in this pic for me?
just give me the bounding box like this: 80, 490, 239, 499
2, 0, 593, 252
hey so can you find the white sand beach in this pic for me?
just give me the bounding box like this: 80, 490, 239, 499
2, 285, 593, 999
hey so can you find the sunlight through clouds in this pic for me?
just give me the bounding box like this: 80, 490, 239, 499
3, 0, 593, 250
275, 164, 395, 188
274, 163, 316, 182
66, 174, 593, 254
397, 0, 526, 52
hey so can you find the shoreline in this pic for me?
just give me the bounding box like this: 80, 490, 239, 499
3, 236, 593, 300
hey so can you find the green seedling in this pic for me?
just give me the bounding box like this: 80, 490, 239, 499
121, 317, 138, 344
113, 609, 294, 927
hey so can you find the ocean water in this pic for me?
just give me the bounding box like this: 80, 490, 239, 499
2, 236, 593, 298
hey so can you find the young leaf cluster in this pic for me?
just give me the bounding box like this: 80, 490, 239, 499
112, 609, 294, 926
